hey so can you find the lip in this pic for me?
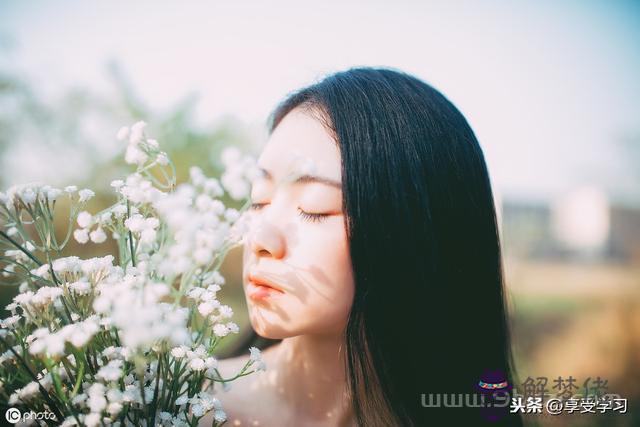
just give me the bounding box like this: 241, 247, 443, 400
246, 273, 285, 301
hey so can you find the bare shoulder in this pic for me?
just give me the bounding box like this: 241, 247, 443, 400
198, 353, 270, 427
217, 353, 253, 379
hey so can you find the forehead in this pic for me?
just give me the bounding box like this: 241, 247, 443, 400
258, 108, 342, 182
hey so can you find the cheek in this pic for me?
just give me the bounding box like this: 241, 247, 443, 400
241, 217, 355, 338
293, 219, 355, 332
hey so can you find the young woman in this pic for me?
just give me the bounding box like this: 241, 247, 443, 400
202, 67, 523, 427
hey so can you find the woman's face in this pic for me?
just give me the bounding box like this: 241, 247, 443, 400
242, 107, 355, 339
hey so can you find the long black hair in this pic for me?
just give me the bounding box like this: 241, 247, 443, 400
230, 67, 523, 427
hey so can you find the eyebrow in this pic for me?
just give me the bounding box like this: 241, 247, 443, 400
257, 167, 342, 189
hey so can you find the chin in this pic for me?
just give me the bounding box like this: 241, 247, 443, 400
253, 328, 286, 340
247, 310, 296, 340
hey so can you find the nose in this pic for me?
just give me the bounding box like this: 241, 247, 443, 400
249, 221, 286, 259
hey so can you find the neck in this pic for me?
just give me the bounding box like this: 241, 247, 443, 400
264, 333, 354, 425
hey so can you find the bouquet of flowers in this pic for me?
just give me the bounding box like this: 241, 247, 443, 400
0, 121, 264, 426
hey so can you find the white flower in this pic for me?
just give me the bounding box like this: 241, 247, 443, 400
125, 145, 148, 166
213, 324, 229, 337
120, 173, 162, 204
224, 208, 240, 222
226, 322, 239, 334
192, 403, 205, 417
195, 194, 212, 211
189, 358, 206, 371
31, 286, 63, 307
86, 409, 104, 424
171, 346, 187, 359
107, 388, 123, 403
77, 211, 93, 228
69, 280, 91, 295
198, 302, 216, 317
110, 179, 124, 189
0, 124, 259, 420
71, 393, 87, 406
156, 152, 169, 165
249, 346, 261, 362
22, 188, 36, 204
221, 171, 249, 200
73, 228, 89, 244
0, 315, 21, 329
186, 287, 204, 301
211, 271, 226, 285
73, 229, 89, 244
219, 305, 233, 319
210, 201, 226, 217
124, 215, 143, 231
116, 126, 130, 141
125, 214, 159, 244
78, 189, 95, 202
200, 291, 219, 304
190, 167, 206, 186
30, 333, 64, 356
187, 345, 207, 360
205, 357, 218, 370
193, 248, 212, 266
113, 204, 128, 218
11, 380, 40, 403
69, 330, 92, 348
89, 227, 107, 244
204, 178, 224, 197
139, 228, 157, 244
47, 188, 63, 201
248, 346, 267, 371
97, 360, 123, 382
214, 410, 227, 422
129, 121, 147, 145
99, 212, 112, 224
221, 146, 242, 167
107, 401, 123, 416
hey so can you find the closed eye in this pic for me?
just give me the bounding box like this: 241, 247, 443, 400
297, 207, 330, 223
248, 202, 330, 223
249, 202, 267, 211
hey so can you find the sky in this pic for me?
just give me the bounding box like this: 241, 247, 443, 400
0, 0, 639, 205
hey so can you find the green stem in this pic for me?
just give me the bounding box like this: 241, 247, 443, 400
148, 355, 163, 426
70, 360, 85, 397
0, 335, 64, 421
0, 230, 43, 265
126, 200, 136, 267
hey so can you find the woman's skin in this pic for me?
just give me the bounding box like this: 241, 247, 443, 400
200, 107, 356, 426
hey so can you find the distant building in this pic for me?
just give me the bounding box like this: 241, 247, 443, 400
501, 201, 557, 259
550, 186, 610, 257
500, 190, 640, 264
608, 205, 640, 264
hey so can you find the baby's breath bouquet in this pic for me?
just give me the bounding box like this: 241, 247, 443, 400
0, 121, 265, 426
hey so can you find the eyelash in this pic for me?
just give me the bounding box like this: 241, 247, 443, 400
249, 202, 330, 223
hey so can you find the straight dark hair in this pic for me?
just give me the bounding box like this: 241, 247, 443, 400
231, 67, 523, 426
